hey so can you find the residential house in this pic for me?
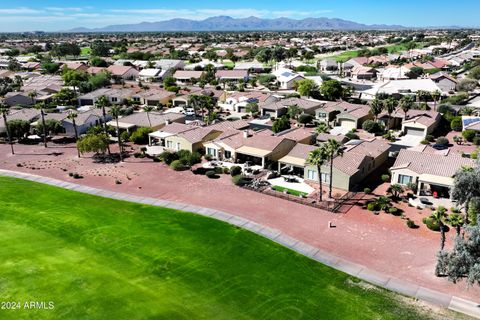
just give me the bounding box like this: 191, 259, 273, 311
279, 139, 389, 191
107, 111, 185, 132
215, 70, 249, 82
173, 70, 204, 83
138, 68, 167, 82
429, 72, 457, 93
272, 68, 304, 90
0, 108, 39, 133
222, 91, 279, 113
260, 97, 323, 118
319, 59, 338, 72
107, 65, 139, 80
390, 148, 476, 199
78, 88, 135, 106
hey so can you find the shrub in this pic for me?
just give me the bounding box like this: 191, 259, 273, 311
462, 129, 477, 142
129, 127, 153, 145
204, 154, 213, 161
367, 202, 378, 211
345, 132, 359, 140
450, 117, 463, 132
423, 216, 440, 231
159, 151, 178, 165
120, 131, 131, 143
388, 207, 401, 216
205, 170, 218, 179
362, 120, 381, 133
170, 160, 186, 171
406, 219, 417, 228
425, 134, 435, 142
222, 167, 230, 174
230, 166, 242, 176
72, 173, 82, 179
381, 174, 390, 182
435, 136, 449, 146
298, 113, 313, 125
364, 187, 372, 194
214, 166, 223, 174
420, 139, 430, 145
232, 175, 247, 186
473, 136, 480, 146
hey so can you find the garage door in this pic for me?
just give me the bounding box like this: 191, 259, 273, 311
405, 127, 425, 137
339, 119, 356, 131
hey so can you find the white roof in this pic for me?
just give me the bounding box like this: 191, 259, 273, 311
139, 68, 162, 77
381, 66, 410, 80
363, 79, 442, 97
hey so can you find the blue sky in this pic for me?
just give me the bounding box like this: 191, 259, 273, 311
0, 1, 479, 32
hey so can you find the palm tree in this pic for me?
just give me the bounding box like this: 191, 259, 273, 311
67, 111, 80, 157
109, 105, 123, 162
95, 95, 111, 155
28, 90, 38, 105
399, 95, 414, 119
390, 184, 404, 200
325, 139, 344, 199
447, 213, 464, 237
0, 103, 14, 154
315, 122, 330, 135
143, 105, 154, 128
369, 98, 383, 121
34, 103, 48, 148
383, 98, 397, 129
431, 206, 448, 250
431, 90, 441, 111
307, 146, 328, 202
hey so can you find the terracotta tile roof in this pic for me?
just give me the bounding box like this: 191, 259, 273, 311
333, 139, 390, 175
391, 149, 476, 178
215, 70, 248, 79
173, 70, 204, 79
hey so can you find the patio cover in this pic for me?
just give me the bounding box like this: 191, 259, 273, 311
278, 155, 306, 167
236, 146, 271, 158
149, 131, 174, 139
418, 174, 453, 187
107, 120, 135, 130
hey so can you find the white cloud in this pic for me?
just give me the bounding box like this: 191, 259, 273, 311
0, 7, 43, 14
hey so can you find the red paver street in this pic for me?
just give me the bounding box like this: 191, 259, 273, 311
1, 142, 479, 303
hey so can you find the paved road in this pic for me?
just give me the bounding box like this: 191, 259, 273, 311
1, 169, 479, 319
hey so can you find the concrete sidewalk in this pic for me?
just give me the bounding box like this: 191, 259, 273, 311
1, 169, 479, 319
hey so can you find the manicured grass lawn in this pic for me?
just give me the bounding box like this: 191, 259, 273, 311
272, 185, 308, 197
222, 60, 235, 68
0, 177, 444, 319
80, 47, 91, 56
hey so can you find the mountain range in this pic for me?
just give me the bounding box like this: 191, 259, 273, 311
65, 16, 406, 32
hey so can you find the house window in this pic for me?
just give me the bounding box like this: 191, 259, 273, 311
166, 141, 173, 149
398, 174, 412, 185
111, 97, 118, 103
321, 173, 330, 183
307, 169, 316, 180
133, 97, 140, 102
176, 143, 181, 151
318, 112, 327, 118
224, 150, 232, 159
207, 148, 217, 157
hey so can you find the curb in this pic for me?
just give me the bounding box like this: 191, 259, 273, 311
1, 169, 479, 318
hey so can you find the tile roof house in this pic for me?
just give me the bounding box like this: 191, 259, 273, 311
173, 70, 204, 82
0, 108, 40, 133
260, 97, 323, 118
272, 68, 304, 90
390, 149, 476, 199
107, 111, 185, 132
283, 138, 390, 191
215, 70, 249, 82
107, 65, 139, 80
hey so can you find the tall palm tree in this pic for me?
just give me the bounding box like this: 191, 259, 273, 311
67, 111, 80, 158
143, 105, 154, 128
34, 103, 48, 148
383, 97, 397, 129
307, 146, 328, 202
109, 105, 123, 162
0, 103, 14, 154
431, 206, 447, 250
325, 139, 344, 199
315, 122, 330, 135
369, 98, 383, 121
28, 90, 38, 105
431, 90, 441, 112
399, 95, 414, 120
95, 95, 111, 155
447, 213, 464, 237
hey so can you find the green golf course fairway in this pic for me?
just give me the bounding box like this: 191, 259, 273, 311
0, 177, 449, 319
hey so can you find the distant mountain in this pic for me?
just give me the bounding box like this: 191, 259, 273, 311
65, 16, 405, 32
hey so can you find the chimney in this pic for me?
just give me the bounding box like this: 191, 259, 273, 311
243, 130, 250, 138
